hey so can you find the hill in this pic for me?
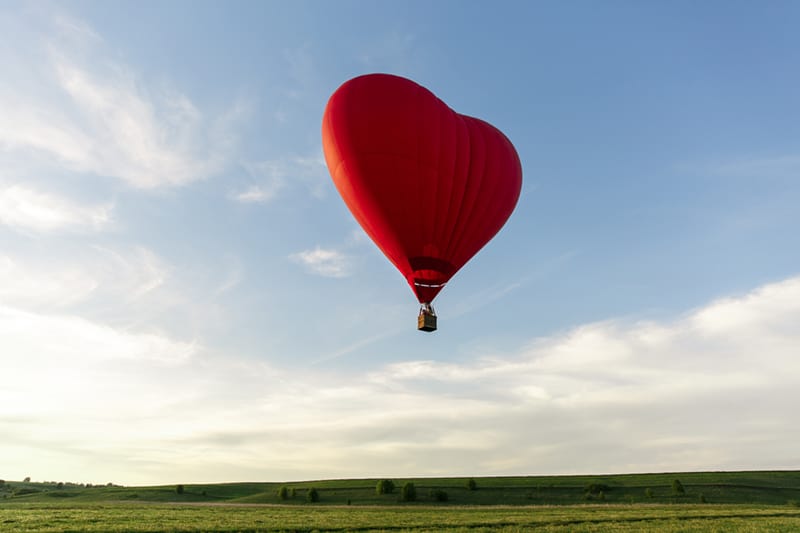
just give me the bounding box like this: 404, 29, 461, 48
3, 471, 800, 507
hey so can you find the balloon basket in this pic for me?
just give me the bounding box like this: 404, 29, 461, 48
417, 304, 437, 332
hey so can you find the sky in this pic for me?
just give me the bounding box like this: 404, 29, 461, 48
1, 1, 800, 486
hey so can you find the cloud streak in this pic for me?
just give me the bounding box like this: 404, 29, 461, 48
231, 153, 328, 204
0, 185, 112, 233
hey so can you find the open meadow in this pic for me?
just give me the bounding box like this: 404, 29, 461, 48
2, 471, 800, 531
3, 503, 800, 532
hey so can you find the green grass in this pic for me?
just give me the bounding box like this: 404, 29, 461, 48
1, 472, 800, 531
1, 503, 800, 532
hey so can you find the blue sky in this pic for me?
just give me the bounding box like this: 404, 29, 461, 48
2, 1, 800, 485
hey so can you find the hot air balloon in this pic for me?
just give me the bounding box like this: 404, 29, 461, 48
322, 74, 522, 332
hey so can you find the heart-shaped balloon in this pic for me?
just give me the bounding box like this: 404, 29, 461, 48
322, 73, 522, 306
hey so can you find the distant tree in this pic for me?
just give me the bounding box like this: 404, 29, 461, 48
585, 483, 610, 495
376, 479, 395, 495
429, 489, 448, 502
401, 482, 416, 502
277, 486, 289, 500
0, 480, 4, 487
672, 479, 685, 495
23, 477, 31, 483
598, 491, 605, 501
698, 493, 707, 503
466, 478, 477, 491
176, 484, 185, 495
56, 482, 64, 490
644, 488, 654, 498
290, 488, 297, 498
306, 487, 319, 502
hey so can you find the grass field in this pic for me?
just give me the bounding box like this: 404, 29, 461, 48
2, 503, 800, 532
2, 471, 800, 531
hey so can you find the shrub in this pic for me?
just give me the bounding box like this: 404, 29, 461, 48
698, 493, 707, 503
277, 486, 289, 500
672, 479, 685, 495
306, 487, 319, 502
13, 487, 41, 496
46, 491, 75, 498
466, 478, 477, 491
376, 479, 395, 495
176, 484, 184, 495
585, 483, 610, 494
401, 482, 416, 502
429, 489, 448, 502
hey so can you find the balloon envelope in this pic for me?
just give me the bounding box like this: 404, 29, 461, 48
322, 73, 522, 304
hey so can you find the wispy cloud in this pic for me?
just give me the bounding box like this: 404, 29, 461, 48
231, 153, 328, 204
230, 184, 277, 204
213, 255, 245, 296
0, 13, 242, 190
0, 185, 112, 233
50, 55, 235, 188
289, 246, 354, 278
359, 31, 418, 72
710, 153, 800, 180
0, 246, 168, 313
230, 161, 288, 204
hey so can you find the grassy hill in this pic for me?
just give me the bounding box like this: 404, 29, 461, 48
2, 471, 800, 507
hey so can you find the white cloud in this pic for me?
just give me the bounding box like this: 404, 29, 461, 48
0, 13, 241, 189
0, 255, 98, 310
3, 274, 800, 484
230, 184, 277, 204
0, 184, 111, 232
0, 305, 196, 370
51, 56, 233, 188
289, 246, 353, 278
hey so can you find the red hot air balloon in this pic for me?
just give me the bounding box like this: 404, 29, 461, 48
322, 74, 522, 331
